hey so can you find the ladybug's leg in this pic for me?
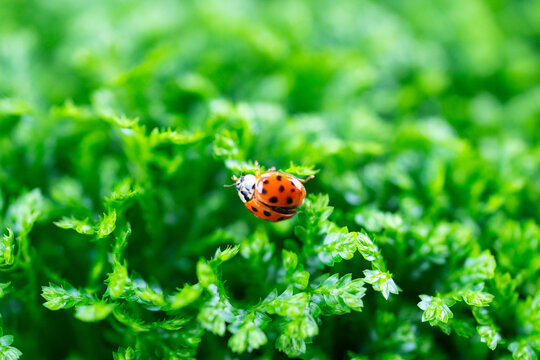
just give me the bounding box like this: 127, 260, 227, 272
254, 160, 261, 177
298, 174, 315, 183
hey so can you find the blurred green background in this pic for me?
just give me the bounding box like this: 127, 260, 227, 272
1, 0, 539, 359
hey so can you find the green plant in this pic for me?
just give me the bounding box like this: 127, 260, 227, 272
1, 0, 540, 359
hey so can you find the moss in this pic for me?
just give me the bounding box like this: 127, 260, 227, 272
1, 0, 539, 359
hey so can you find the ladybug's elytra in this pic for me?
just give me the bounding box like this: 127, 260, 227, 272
227, 162, 314, 222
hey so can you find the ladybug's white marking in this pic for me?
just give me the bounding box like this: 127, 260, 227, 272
235, 174, 257, 203
290, 178, 301, 189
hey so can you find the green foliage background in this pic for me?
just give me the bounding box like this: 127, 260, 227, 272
1, 0, 540, 359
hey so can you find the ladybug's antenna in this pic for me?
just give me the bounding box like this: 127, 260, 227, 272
298, 174, 315, 183
224, 175, 240, 188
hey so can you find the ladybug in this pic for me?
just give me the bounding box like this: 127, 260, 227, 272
226, 162, 314, 222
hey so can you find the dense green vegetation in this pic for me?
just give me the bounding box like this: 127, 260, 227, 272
1, 0, 540, 359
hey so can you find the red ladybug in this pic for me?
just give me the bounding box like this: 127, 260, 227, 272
227, 162, 314, 222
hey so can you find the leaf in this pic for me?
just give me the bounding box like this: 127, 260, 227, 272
284, 162, 319, 177
317, 227, 357, 266
113, 347, 137, 360
277, 332, 307, 358
417, 295, 454, 325
197, 300, 234, 336
113, 223, 132, 259
0, 283, 11, 298
112, 307, 151, 332
105, 178, 142, 206
355, 232, 380, 262
96, 209, 116, 238
0, 336, 14, 347
0, 334, 22, 360
134, 285, 166, 307
106, 260, 129, 299
477, 325, 502, 350
509, 340, 537, 360
0, 98, 29, 117
54, 217, 95, 235
213, 129, 239, 159
314, 274, 366, 314
5, 189, 44, 235
240, 227, 274, 261
229, 325, 267, 353
196, 260, 218, 289
168, 284, 203, 310
291, 271, 310, 290
103, 114, 139, 129
364, 270, 399, 300
276, 314, 319, 357
0, 229, 15, 266
75, 302, 116, 322
149, 128, 204, 146
459, 251, 496, 283
354, 209, 403, 232
41, 284, 88, 310
212, 245, 240, 264
228, 312, 270, 353
264, 287, 311, 318
460, 291, 495, 307
282, 250, 299, 273
152, 317, 189, 331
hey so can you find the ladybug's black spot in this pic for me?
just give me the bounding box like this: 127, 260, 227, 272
278, 216, 286, 221
263, 179, 269, 184
290, 188, 295, 192
251, 206, 258, 212
279, 185, 285, 192
263, 210, 271, 217
287, 197, 293, 204
262, 188, 267, 194
276, 175, 282, 181
269, 197, 278, 203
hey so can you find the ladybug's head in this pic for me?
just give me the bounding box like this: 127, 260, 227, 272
234, 174, 256, 203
